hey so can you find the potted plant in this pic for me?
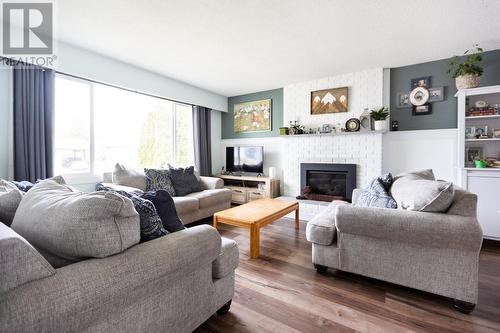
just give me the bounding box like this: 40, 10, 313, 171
289, 120, 305, 135
448, 44, 484, 90
370, 107, 389, 131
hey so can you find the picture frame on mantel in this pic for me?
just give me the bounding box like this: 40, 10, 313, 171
311, 87, 348, 115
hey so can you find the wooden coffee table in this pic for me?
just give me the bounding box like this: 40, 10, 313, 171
213, 198, 299, 259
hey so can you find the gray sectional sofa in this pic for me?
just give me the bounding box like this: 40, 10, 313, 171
0, 177, 239, 332
306, 186, 483, 313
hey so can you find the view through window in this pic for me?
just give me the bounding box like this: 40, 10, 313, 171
54, 74, 194, 176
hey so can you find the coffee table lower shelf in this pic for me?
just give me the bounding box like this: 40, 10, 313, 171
213, 198, 299, 259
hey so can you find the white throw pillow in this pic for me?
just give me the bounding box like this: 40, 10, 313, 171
390, 170, 455, 212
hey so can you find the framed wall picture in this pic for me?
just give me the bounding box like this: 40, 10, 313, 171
428, 87, 444, 102
412, 104, 432, 116
311, 87, 348, 115
397, 92, 411, 108
466, 147, 483, 166
234, 99, 272, 133
411, 76, 431, 89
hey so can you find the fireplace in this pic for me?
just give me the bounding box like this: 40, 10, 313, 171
298, 163, 356, 202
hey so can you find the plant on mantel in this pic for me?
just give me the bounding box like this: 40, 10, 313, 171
448, 44, 484, 90
370, 107, 389, 132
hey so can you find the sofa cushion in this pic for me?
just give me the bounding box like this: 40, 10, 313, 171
0, 180, 24, 226
142, 190, 185, 233
0, 223, 55, 292
172, 196, 199, 215
391, 169, 455, 212
306, 200, 349, 245
11, 179, 140, 267
213, 237, 239, 279
113, 163, 147, 191
144, 168, 176, 196
168, 165, 204, 196
354, 173, 397, 209
186, 189, 232, 209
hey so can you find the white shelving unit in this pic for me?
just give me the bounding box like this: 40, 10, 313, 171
456, 85, 500, 240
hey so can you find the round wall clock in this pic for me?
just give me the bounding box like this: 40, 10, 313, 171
409, 86, 430, 106
345, 118, 360, 132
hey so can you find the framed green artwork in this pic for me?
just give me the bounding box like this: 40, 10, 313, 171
234, 99, 272, 133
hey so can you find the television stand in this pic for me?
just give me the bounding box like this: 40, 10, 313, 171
218, 174, 280, 204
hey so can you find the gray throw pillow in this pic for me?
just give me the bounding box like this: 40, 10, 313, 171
168, 165, 204, 196
113, 163, 147, 191
144, 168, 176, 197
11, 179, 140, 267
0, 223, 55, 292
354, 173, 397, 209
0, 180, 24, 226
390, 169, 455, 212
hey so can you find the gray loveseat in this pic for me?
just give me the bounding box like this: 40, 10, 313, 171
0, 223, 239, 332
306, 187, 483, 313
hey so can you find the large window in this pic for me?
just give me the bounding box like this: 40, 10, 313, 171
54, 74, 194, 176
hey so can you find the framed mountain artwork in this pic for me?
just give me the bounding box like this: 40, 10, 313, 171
234, 99, 272, 133
311, 87, 348, 115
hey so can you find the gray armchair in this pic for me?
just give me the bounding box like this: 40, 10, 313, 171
306, 187, 483, 313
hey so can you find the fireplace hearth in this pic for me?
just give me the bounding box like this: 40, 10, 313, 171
297, 163, 356, 202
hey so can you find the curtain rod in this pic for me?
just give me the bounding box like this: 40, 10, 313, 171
55, 70, 196, 107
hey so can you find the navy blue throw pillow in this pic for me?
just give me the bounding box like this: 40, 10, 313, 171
142, 190, 185, 233
354, 173, 397, 209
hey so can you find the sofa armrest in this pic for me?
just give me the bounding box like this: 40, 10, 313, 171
335, 205, 483, 250
200, 176, 224, 189
351, 188, 362, 204
213, 237, 239, 279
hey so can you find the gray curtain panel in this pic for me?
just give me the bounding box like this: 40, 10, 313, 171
13, 65, 55, 182
192, 106, 212, 176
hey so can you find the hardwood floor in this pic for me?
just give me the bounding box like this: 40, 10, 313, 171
196, 218, 500, 333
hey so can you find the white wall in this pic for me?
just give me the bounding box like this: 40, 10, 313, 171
382, 128, 458, 182
0, 69, 11, 179
56, 42, 227, 112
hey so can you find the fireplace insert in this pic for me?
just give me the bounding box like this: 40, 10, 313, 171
298, 163, 356, 202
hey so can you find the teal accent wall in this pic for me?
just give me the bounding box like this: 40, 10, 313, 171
390, 48, 500, 131
222, 88, 283, 139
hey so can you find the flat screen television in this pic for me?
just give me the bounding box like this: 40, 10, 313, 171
226, 146, 264, 174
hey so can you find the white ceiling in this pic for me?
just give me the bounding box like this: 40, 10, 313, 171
57, 0, 500, 97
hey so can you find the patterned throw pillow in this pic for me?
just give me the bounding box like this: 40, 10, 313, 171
95, 183, 169, 242
144, 168, 176, 197
129, 196, 169, 242
354, 173, 397, 209
168, 165, 204, 196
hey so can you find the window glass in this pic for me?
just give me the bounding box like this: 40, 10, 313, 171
54, 76, 91, 174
